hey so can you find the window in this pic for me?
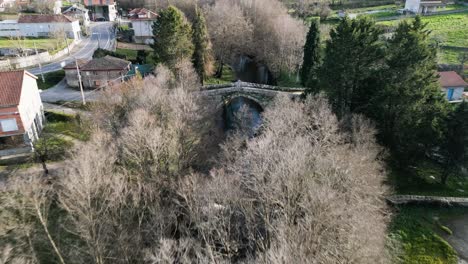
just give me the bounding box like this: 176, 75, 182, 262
447, 88, 454, 101
0, 118, 18, 132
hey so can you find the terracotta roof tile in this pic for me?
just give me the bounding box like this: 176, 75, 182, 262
80, 56, 131, 71
439, 71, 468, 88
18, 14, 76, 23
84, 0, 115, 6
63, 59, 90, 69
0, 70, 36, 107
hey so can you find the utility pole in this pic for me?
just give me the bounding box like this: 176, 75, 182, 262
64, 34, 70, 55
34, 41, 45, 83
75, 58, 86, 105
97, 32, 101, 49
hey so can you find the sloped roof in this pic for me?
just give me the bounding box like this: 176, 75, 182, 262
63, 59, 90, 70
18, 14, 76, 23
128, 8, 157, 20
84, 0, 115, 6
0, 70, 37, 107
439, 71, 468, 87
62, 4, 88, 14
80, 56, 131, 71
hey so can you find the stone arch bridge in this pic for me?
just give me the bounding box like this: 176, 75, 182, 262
199, 81, 306, 110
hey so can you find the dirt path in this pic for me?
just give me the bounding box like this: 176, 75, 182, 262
444, 214, 468, 263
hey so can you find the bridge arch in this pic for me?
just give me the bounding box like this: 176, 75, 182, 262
218, 93, 266, 111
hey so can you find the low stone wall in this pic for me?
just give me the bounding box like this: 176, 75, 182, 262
387, 195, 468, 207
202, 81, 306, 93
0, 146, 32, 158
0, 40, 78, 71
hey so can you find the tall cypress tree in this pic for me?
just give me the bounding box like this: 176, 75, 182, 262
300, 18, 320, 89
192, 6, 212, 84
371, 16, 448, 166
152, 6, 194, 69
439, 102, 468, 184
319, 17, 384, 118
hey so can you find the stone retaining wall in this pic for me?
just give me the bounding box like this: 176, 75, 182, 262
387, 195, 468, 207
0, 40, 78, 71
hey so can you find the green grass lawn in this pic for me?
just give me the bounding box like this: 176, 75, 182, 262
115, 48, 155, 65
44, 111, 90, 141
377, 11, 468, 48
438, 48, 466, 64
116, 48, 138, 60
277, 71, 302, 87
0, 38, 68, 53
205, 65, 236, 85
390, 205, 466, 264
378, 11, 468, 64
389, 160, 468, 197
37, 70, 65, 90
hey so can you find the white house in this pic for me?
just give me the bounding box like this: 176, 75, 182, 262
128, 8, 157, 45
439, 71, 467, 102
0, 14, 82, 40
404, 0, 444, 13
0, 0, 15, 12
18, 14, 82, 40
0, 70, 44, 157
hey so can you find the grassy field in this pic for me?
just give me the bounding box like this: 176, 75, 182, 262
115, 48, 155, 65
390, 205, 466, 264
44, 110, 90, 141
377, 11, 468, 64
37, 70, 65, 90
389, 160, 468, 198
205, 65, 236, 85
0, 38, 68, 54
377, 12, 468, 47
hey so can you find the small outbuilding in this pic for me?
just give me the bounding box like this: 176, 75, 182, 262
438, 71, 467, 102
64, 55, 131, 89
404, 0, 445, 14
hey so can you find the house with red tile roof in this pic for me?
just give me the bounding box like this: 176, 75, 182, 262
128, 8, 157, 44
0, 70, 44, 156
438, 71, 467, 102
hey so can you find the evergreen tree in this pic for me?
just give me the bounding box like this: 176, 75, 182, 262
319, 17, 384, 118
439, 102, 468, 184
192, 6, 213, 84
371, 16, 449, 166
300, 18, 321, 89
152, 6, 194, 69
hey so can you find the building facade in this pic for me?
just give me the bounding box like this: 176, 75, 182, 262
64, 56, 131, 89
128, 8, 157, 45
404, 0, 444, 13
0, 14, 82, 40
84, 0, 118, 21
0, 70, 44, 156
439, 71, 467, 102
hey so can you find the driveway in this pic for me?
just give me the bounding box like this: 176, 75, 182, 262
444, 214, 468, 264
40, 79, 99, 103
29, 22, 115, 75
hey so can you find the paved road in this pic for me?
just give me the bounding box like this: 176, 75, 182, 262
29, 22, 115, 75
40, 79, 98, 103
444, 214, 468, 264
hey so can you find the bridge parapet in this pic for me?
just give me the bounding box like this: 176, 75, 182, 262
201, 81, 306, 93
199, 81, 306, 109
